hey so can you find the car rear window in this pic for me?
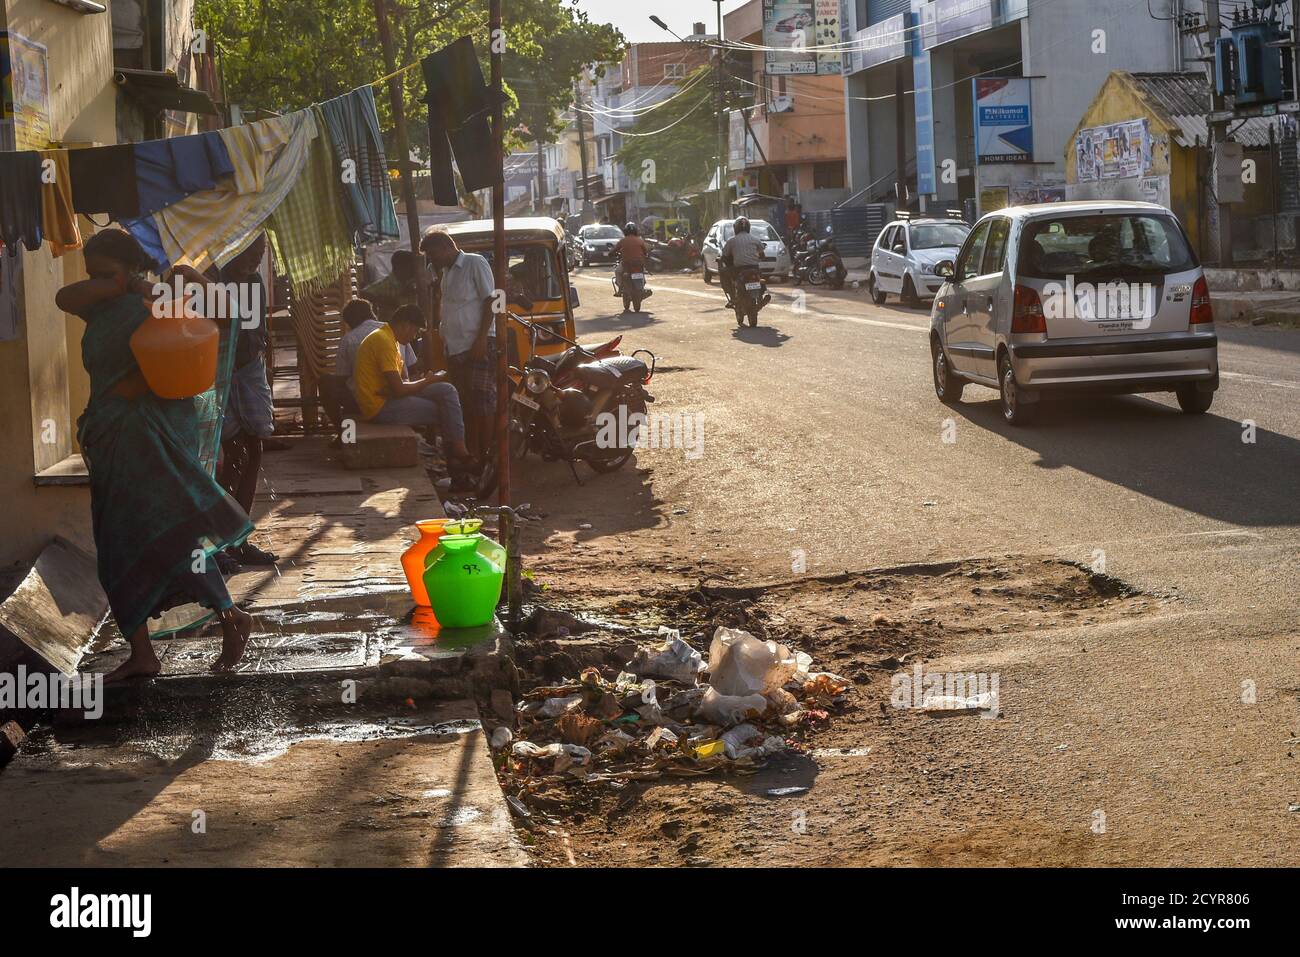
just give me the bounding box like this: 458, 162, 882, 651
1018, 213, 1197, 279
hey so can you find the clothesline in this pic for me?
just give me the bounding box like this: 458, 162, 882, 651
0, 34, 498, 295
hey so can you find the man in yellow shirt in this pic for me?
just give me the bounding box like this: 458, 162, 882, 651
353, 306, 473, 475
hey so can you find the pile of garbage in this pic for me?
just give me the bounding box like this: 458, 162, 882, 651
495, 625, 850, 799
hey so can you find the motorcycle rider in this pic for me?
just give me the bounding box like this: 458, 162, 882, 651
613, 222, 650, 312
720, 217, 770, 310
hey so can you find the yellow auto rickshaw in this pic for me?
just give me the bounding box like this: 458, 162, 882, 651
438, 217, 578, 367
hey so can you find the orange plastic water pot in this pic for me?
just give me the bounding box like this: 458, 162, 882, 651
129, 299, 219, 399
400, 518, 483, 607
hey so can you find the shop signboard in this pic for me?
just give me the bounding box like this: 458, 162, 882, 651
921, 0, 995, 51
973, 77, 1033, 164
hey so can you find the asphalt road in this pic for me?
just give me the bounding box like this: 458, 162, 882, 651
524, 265, 1300, 864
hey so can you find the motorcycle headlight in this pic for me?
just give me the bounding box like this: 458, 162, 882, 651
525, 369, 550, 394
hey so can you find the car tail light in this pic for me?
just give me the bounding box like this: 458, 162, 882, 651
1190, 275, 1213, 324
1011, 284, 1047, 333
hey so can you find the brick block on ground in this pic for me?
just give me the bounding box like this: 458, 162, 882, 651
339, 422, 420, 469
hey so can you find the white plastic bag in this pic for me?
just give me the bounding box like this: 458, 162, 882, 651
706, 626, 798, 697
698, 686, 768, 726
629, 627, 705, 683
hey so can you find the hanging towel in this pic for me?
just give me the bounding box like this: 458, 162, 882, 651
154, 109, 317, 273
422, 36, 500, 199
218, 114, 295, 195
318, 86, 400, 241
38, 149, 82, 258
0, 151, 44, 255
134, 131, 236, 217
69, 144, 140, 221
267, 108, 357, 297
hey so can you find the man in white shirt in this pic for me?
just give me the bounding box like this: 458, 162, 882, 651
336, 299, 419, 397
421, 229, 497, 459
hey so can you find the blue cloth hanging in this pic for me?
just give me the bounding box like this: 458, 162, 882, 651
134, 131, 235, 218
318, 86, 400, 242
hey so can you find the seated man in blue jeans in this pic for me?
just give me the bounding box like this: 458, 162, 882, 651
353, 305, 475, 488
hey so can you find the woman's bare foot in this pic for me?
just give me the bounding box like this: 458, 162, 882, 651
104, 647, 162, 684
211, 606, 254, 673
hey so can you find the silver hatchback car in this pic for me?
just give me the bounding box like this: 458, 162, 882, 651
929, 201, 1218, 425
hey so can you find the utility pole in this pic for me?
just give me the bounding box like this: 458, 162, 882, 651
574, 76, 592, 220
371, 0, 433, 356
715, 0, 728, 220
1205, 0, 1234, 266
536, 138, 545, 214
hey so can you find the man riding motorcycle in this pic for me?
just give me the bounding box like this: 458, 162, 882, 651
612, 223, 651, 311
720, 217, 770, 310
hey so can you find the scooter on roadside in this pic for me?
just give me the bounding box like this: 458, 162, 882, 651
793, 225, 847, 289
506, 314, 657, 483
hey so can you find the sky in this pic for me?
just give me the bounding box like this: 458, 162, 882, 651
575, 0, 749, 44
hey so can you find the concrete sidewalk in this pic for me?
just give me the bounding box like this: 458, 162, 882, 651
1, 436, 528, 867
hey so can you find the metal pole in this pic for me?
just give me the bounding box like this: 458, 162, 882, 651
895, 59, 908, 210
1206, 0, 1233, 267
575, 76, 592, 219
716, 0, 728, 220
489, 0, 519, 630
371, 0, 433, 357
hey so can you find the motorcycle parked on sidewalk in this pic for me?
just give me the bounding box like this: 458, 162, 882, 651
610, 256, 652, 312
732, 266, 769, 327
507, 316, 657, 482
793, 226, 847, 289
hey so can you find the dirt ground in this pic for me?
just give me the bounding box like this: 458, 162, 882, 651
498, 556, 1171, 867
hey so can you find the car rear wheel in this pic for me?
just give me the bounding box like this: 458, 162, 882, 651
931, 338, 965, 404
998, 355, 1037, 426
1176, 384, 1214, 414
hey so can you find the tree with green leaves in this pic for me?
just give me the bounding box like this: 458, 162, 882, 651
614, 66, 717, 203
196, 0, 623, 156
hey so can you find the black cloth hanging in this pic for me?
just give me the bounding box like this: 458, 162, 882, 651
422, 36, 502, 201
0, 151, 44, 255
68, 143, 141, 221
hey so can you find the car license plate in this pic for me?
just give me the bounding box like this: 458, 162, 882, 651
512, 393, 540, 411
631, 273, 645, 280
745, 282, 763, 291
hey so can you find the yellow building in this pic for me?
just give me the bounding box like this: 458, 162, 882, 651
1, 0, 117, 568
1065, 71, 1291, 259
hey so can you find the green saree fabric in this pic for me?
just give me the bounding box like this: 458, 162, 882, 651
77, 293, 252, 639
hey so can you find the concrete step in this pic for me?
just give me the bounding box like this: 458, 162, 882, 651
339, 422, 420, 470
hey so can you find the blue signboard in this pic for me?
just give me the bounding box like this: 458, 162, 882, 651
920, 0, 995, 50
972, 76, 1033, 163
914, 51, 936, 195
854, 12, 912, 73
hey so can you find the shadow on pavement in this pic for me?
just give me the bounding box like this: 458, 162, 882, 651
955, 393, 1300, 527
731, 325, 792, 347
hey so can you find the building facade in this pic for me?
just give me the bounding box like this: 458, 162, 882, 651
0, 0, 215, 569
724, 0, 849, 211
841, 0, 1186, 216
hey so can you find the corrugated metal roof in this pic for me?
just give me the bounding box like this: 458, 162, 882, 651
1129, 71, 1288, 148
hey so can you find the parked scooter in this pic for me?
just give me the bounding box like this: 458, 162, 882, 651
611, 254, 652, 312
793, 225, 846, 289
507, 316, 657, 482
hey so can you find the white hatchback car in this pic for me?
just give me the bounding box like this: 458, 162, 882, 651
868, 218, 970, 307
701, 219, 792, 283
929, 201, 1218, 425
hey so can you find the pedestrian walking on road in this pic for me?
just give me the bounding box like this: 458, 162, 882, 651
55, 229, 256, 681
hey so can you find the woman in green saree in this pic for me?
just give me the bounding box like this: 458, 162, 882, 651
57, 229, 256, 681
